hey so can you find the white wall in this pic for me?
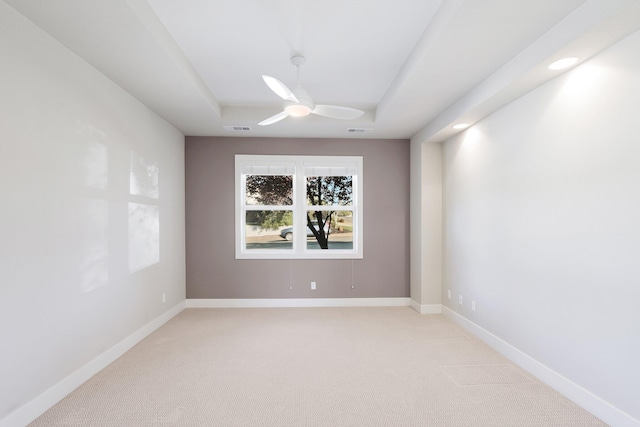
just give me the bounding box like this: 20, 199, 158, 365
443, 30, 640, 423
410, 139, 442, 313
0, 3, 185, 424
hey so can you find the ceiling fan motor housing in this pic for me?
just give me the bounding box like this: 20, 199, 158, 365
284, 87, 314, 117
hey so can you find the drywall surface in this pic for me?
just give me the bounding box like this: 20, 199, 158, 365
409, 139, 424, 304
0, 3, 185, 422
443, 30, 640, 421
186, 137, 409, 298
410, 139, 443, 308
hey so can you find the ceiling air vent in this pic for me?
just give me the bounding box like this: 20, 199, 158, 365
223, 125, 252, 132
347, 128, 374, 134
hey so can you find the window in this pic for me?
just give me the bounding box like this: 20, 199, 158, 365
235, 155, 363, 259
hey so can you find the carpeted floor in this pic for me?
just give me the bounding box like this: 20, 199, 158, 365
31, 307, 607, 426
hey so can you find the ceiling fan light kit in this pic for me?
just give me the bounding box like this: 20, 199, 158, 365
258, 55, 364, 126
285, 103, 311, 117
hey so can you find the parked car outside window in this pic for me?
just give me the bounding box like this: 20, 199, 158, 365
280, 221, 329, 241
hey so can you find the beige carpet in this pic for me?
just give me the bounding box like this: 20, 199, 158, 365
31, 307, 607, 426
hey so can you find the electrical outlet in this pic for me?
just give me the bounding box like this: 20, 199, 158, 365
458, 295, 463, 305
311, 281, 316, 290
447, 290, 451, 299
472, 301, 476, 311
161, 293, 166, 303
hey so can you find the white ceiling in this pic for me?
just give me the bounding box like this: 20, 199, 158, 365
5, 0, 640, 141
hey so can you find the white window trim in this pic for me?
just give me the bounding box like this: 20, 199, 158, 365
235, 154, 363, 259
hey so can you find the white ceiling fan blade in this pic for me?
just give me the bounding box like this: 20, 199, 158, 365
258, 110, 289, 126
312, 105, 365, 120
262, 75, 298, 102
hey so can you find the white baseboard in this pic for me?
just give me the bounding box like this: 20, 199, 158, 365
409, 299, 442, 314
442, 306, 640, 427
186, 297, 411, 308
0, 301, 187, 427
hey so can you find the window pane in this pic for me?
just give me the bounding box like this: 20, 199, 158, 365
245, 210, 293, 250
236, 155, 362, 259
305, 210, 353, 250
306, 176, 352, 206
246, 175, 293, 206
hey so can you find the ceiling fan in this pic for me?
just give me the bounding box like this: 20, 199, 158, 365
258, 56, 365, 126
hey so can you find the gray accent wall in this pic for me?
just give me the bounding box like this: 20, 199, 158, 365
186, 137, 409, 299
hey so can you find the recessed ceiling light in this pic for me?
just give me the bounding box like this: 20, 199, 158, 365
453, 123, 470, 130
548, 57, 579, 71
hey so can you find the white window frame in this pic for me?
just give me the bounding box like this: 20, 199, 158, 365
235, 154, 363, 259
